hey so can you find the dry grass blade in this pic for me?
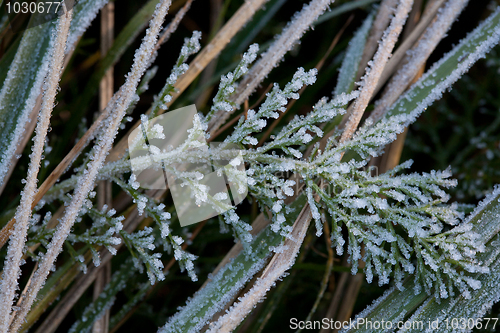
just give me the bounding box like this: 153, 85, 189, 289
369, 0, 425, 174
328, 0, 398, 140
368, 0, 468, 123
154, 0, 195, 54
374, 0, 446, 95
194, 0, 223, 108
0, 8, 73, 332
92, 262, 111, 333
300, 214, 334, 330
94, 3, 115, 332
99, 3, 115, 115
32, 251, 113, 333
355, 0, 399, 81
329, 260, 365, 333
339, 0, 414, 144
318, 269, 348, 333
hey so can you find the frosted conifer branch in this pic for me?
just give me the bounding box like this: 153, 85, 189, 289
66, 206, 124, 262
7, 1, 173, 330
226, 67, 317, 145
152, 7, 500, 327
112, 176, 199, 282
0, 8, 73, 332
150, 30, 202, 118
208, 0, 335, 134
339, 0, 413, 144
203, 43, 259, 127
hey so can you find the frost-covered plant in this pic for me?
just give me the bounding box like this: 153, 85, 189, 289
1, 0, 500, 332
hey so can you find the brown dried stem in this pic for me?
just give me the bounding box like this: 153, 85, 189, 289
368, 0, 468, 123
94, 3, 115, 332
338, 0, 414, 144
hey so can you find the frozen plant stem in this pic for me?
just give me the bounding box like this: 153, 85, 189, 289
339, 0, 414, 143
368, 0, 469, 123
8, 1, 172, 331
153, 0, 194, 55
355, 0, 399, 81
94, 2, 115, 333
0, 8, 73, 333
373, 0, 446, 95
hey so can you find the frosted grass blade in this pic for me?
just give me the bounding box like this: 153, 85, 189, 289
333, 12, 374, 97
374, 7, 500, 126
0, 0, 109, 188
0, 18, 55, 189
69, 258, 137, 333
73, 0, 161, 119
